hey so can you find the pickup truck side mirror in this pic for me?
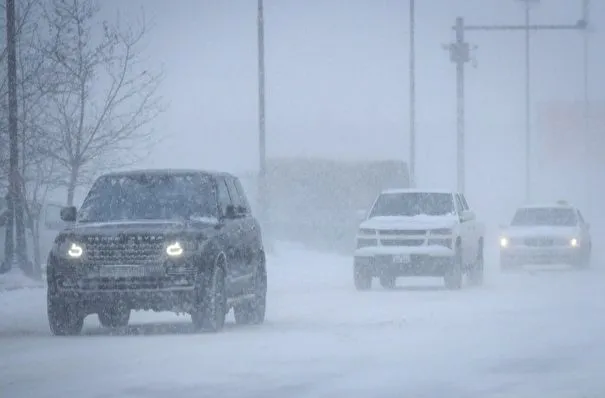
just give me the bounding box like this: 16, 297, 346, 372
59, 206, 77, 223
459, 210, 475, 222
223, 204, 243, 220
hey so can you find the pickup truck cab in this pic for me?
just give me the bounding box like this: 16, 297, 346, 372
353, 189, 484, 290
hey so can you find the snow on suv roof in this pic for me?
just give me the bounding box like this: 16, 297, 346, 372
381, 188, 454, 195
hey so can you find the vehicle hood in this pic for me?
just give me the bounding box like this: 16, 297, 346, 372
360, 215, 458, 230
65, 219, 217, 236
501, 225, 579, 238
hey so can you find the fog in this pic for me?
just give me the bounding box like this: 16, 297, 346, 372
2, 0, 605, 396
94, 0, 604, 228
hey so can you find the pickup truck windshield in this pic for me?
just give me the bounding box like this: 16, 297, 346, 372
77, 174, 217, 223
369, 192, 455, 217
511, 207, 577, 227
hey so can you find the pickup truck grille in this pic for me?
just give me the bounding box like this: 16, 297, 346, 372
82, 234, 165, 265
380, 239, 425, 247
379, 229, 426, 236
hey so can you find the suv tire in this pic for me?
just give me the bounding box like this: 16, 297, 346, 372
234, 257, 267, 325
192, 263, 227, 333
47, 289, 84, 336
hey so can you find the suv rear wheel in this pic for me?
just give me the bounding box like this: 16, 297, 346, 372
234, 257, 267, 325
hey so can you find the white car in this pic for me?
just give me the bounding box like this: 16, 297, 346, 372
353, 189, 485, 290
499, 201, 592, 269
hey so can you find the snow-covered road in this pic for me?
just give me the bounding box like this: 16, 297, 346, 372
2, 243, 605, 398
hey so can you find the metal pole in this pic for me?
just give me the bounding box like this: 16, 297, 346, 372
5, 0, 19, 271
257, 0, 268, 231
408, 0, 416, 188
455, 17, 465, 194
523, 2, 531, 202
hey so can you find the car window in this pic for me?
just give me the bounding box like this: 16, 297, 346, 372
216, 178, 233, 216
459, 194, 469, 210
454, 194, 464, 214
225, 177, 246, 212
233, 178, 251, 213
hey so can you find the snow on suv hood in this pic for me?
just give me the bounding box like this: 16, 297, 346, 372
360, 215, 458, 230
502, 225, 579, 239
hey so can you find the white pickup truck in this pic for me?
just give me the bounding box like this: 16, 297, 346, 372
353, 189, 484, 290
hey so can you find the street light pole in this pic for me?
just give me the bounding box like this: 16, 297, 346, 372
257, 0, 268, 233
521, 0, 534, 202
408, 0, 416, 188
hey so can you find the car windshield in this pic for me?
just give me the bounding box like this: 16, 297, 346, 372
511, 207, 577, 227
77, 174, 217, 223
369, 192, 455, 217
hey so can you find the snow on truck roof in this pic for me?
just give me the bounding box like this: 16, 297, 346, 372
380, 188, 455, 195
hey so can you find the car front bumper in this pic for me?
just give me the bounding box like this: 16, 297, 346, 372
500, 246, 582, 267
47, 260, 198, 312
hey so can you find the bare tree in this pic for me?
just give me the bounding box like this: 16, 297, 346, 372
39, 0, 165, 206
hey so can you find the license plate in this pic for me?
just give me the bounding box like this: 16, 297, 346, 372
99, 266, 147, 278
392, 254, 411, 264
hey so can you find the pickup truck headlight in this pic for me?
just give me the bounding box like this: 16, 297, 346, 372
499, 237, 509, 248
570, 238, 579, 248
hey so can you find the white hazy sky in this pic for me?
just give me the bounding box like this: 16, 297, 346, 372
95, 0, 604, 222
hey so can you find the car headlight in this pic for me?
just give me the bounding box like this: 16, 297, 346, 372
165, 240, 197, 257
570, 238, 579, 247
499, 237, 509, 248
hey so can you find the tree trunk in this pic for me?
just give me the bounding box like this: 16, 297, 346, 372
31, 219, 41, 280
2, 196, 14, 273
66, 166, 79, 206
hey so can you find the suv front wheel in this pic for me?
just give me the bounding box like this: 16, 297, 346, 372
191, 263, 227, 333
48, 289, 84, 336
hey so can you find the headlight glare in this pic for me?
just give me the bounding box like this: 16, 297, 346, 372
570, 238, 579, 247
67, 242, 83, 258
166, 242, 184, 256
499, 237, 509, 248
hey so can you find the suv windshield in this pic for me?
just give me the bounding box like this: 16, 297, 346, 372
77, 174, 217, 223
511, 207, 577, 227
369, 192, 454, 217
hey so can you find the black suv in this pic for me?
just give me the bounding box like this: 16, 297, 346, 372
46, 169, 267, 335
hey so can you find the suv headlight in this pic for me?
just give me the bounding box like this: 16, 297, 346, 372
56, 239, 85, 259
499, 237, 509, 248
570, 238, 579, 247
165, 240, 197, 257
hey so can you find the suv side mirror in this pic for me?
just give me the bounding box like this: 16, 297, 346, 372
60, 206, 77, 222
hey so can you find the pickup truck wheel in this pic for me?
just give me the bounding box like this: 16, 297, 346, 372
468, 242, 484, 286
47, 289, 84, 336
444, 249, 463, 290
354, 264, 372, 291
98, 303, 130, 328
234, 259, 267, 325
379, 275, 396, 289
191, 264, 227, 333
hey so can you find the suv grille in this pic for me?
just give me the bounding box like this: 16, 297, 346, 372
82, 234, 165, 265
